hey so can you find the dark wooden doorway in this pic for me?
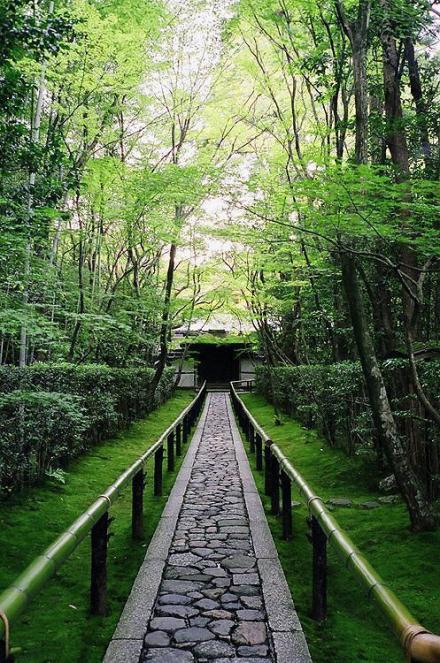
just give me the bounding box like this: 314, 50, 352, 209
194, 345, 240, 385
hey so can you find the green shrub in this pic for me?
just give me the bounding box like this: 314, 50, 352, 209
256, 362, 368, 453
256, 360, 440, 462
0, 364, 175, 493
0, 391, 88, 492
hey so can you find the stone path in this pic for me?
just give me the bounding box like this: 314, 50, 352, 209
104, 393, 311, 663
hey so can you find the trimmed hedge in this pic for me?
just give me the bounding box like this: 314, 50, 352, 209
0, 364, 175, 493
256, 360, 440, 460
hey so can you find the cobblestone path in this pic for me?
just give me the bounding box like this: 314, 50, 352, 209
140, 393, 274, 663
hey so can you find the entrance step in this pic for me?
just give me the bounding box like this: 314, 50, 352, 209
206, 382, 230, 392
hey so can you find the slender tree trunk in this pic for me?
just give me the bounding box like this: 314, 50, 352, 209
359, 263, 396, 357
352, 44, 369, 164
50, 187, 69, 266
68, 231, 85, 362
404, 37, 433, 177
19, 0, 55, 367
380, 3, 410, 177
335, 0, 371, 165
150, 242, 177, 397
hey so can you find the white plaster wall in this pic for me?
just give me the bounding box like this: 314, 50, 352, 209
239, 356, 260, 381
175, 359, 195, 388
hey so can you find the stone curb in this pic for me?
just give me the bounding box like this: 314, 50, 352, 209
226, 397, 312, 663
102, 395, 211, 662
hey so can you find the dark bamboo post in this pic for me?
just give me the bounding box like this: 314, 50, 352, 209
239, 404, 245, 429
0, 639, 7, 663
281, 471, 293, 540
176, 423, 182, 456
255, 433, 263, 471
90, 511, 109, 615
167, 431, 175, 472
249, 425, 255, 453
132, 468, 144, 540
154, 446, 163, 496
183, 415, 189, 443
311, 516, 327, 621
264, 441, 272, 496
271, 455, 280, 515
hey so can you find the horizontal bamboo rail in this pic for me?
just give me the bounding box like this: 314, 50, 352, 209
0, 382, 207, 662
230, 380, 440, 663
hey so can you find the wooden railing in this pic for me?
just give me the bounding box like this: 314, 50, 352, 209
230, 380, 440, 663
0, 382, 207, 662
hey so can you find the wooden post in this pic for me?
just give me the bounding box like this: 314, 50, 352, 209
176, 424, 182, 456
249, 425, 255, 453
255, 434, 263, 471
132, 469, 144, 540
281, 471, 292, 540
167, 432, 175, 472
311, 516, 327, 621
264, 441, 272, 496
0, 640, 7, 663
0, 640, 13, 663
239, 404, 245, 429
271, 455, 280, 515
154, 447, 163, 496
183, 415, 189, 443
90, 512, 109, 615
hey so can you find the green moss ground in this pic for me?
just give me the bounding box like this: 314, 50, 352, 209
0, 390, 193, 663
241, 393, 440, 663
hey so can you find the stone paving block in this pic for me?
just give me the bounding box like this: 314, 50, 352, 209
144, 648, 195, 662
174, 626, 215, 643
232, 621, 267, 645
193, 640, 235, 657
150, 617, 186, 632
144, 631, 171, 647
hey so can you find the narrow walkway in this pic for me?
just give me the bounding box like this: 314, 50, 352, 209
104, 393, 311, 663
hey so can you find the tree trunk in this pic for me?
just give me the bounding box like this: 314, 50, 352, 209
379, 3, 409, 178
68, 227, 85, 362
352, 43, 369, 165
150, 242, 177, 398
404, 37, 433, 177
20, 1, 55, 366
340, 252, 434, 531
335, 0, 371, 165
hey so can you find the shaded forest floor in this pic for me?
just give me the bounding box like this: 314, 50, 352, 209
0, 389, 193, 663
241, 393, 440, 663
